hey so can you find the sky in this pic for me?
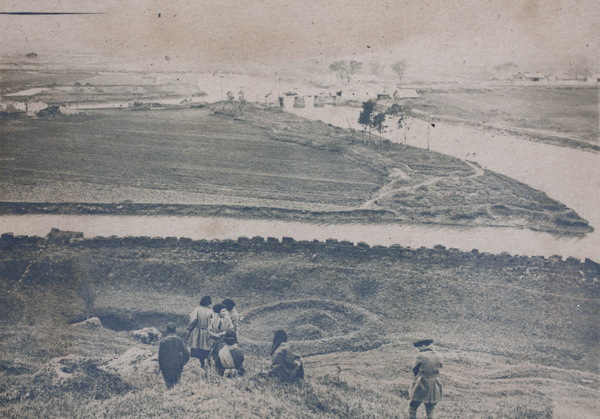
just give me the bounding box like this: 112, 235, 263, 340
1, 0, 598, 76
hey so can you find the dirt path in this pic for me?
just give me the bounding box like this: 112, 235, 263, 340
360, 159, 484, 212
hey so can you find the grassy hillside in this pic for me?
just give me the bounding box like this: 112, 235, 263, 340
1, 233, 598, 417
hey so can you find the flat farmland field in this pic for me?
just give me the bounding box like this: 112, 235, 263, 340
0, 107, 380, 210
407, 85, 599, 149
0, 103, 592, 234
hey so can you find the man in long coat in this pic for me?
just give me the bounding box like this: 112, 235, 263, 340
187, 296, 213, 368
158, 324, 190, 389
408, 339, 443, 419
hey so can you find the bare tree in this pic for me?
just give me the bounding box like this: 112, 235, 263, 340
372, 112, 387, 149
226, 91, 235, 112
238, 90, 246, 115
568, 55, 592, 80
330, 60, 362, 84
330, 61, 349, 83
348, 60, 362, 84
392, 60, 407, 85
370, 61, 384, 77
398, 114, 411, 147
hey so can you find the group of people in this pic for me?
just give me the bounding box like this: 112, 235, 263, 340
158, 297, 442, 418
157, 296, 304, 388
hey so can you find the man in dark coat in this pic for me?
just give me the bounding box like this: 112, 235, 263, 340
408, 339, 443, 419
158, 323, 190, 389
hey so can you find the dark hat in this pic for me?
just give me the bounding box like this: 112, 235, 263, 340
224, 330, 237, 345
200, 296, 212, 307
413, 339, 434, 347
166, 323, 177, 334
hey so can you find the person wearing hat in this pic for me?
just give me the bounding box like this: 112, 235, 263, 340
208, 303, 235, 365
222, 298, 240, 333
408, 339, 443, 419
268, 330, 304, 382
158, 323, 190, 389
215, 330, 245, 377
187, 296, 214, 368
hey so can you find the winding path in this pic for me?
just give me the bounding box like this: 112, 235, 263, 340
359, 159, 484, 212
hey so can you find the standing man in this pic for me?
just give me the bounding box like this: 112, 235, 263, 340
158, 323, 190, 389
408, 339, 443, 419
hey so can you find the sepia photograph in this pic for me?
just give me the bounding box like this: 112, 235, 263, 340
0, 1, 598, 417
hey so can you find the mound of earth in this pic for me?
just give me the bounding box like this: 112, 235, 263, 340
241, 299, 386, 355
31, 354, 133, 400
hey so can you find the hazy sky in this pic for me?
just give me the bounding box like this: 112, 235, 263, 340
1, 0, 598, 75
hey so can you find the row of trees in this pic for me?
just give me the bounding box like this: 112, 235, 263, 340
357, 101, 412, 149
329, 60, 408, 85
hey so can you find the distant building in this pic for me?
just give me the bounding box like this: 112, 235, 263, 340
0, 101, 27, 117
27, 101, 48, 116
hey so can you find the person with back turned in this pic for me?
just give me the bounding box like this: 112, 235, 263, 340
187, 296, 213, 369
208, 303, 234, 366
408, 339, 443, 419
158, 323, 190, 389
215, 330, 245, 377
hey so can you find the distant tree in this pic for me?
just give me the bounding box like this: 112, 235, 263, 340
330, 61, 349, 83
329, 60, 362, 84
392, 60, 407, 84
398, 114, 411, 147
370, 61, 384, 77
568, 55, 592, 80
348, 60, 362, 84
372, 112, 387, 149
238, 90, 246, 115
358, 100, 376, 143
226, 91, 235, 112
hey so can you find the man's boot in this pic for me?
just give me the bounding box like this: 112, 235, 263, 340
425, 403, 436, 419
408, 405, 418, 419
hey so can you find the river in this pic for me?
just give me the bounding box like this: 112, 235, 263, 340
1, 105, 598, 262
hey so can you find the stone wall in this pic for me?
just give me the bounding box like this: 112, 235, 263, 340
1, 230, 599, 277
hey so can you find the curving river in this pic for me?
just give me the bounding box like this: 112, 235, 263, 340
1, 105, 599, 261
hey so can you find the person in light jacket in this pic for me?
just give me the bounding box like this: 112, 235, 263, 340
215, 330, 245, 377
268, 330, 304, 382
187, 296, 213, 368
158, 324, 190, 389
222, 298, 240, 333
408, 339, 443, 419
208, 303, 234, 365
